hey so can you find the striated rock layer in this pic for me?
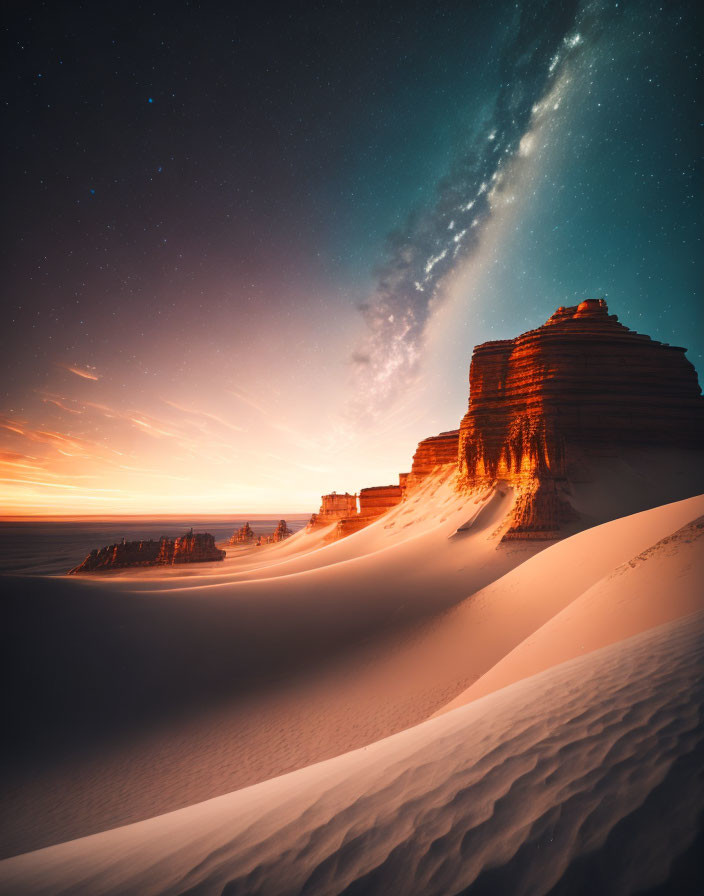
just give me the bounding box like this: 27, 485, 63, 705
403, 430, 459, 493
458, 299, 704, 539
308, 492, 358, 529
68, 531, 225, 574
359, 485, 403, 516
331, 486, 404, 539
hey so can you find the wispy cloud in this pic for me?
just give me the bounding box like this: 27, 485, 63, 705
129, 416, 180, 438
0, 477, 120, 492
61, 364, 101, 381
0, 420, 26, 436
162, 399, 245, 433
41, 395, 84, 414
227, 387, 271, 417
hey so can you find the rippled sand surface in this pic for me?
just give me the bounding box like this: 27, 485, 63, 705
2, 610, 702, 895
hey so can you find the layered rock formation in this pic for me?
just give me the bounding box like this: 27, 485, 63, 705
310, 432, 459, 541
68, 530, 225, 574
457, 299, 704, 539
359, 485, 403, 516
308, 492, 358, 529
229, 522, 255, 545
306, 299, 703, 544
330, 485, 404, 539
403, 430, 459, 492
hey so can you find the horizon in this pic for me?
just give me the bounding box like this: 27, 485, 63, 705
0, 511, 314, 522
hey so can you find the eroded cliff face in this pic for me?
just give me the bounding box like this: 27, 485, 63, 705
403, 430, 459, 493
68, 531, 225, 573
306, 300, 703, 544
458, 299, 704, 539
330, 485, 404, 539
359, 485, 403, 516
308, 492, 358, 529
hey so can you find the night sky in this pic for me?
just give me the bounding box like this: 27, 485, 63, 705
2, 0, 702, 514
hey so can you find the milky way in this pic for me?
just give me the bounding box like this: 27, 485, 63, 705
351, 0, 623, 416
1, 0, 701, 512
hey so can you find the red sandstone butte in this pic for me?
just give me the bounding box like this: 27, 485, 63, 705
68, 530, 225, 574
457, 299, 704, 539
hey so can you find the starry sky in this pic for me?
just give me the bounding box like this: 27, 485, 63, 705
1, 0, 702, 515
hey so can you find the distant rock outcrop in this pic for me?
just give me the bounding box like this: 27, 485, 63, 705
167, 531, 225, 564
229, 522, 255, 545
457, 299, 704, 539
330, 485, 404, 538
255, 520, 294, 546
68, 530, 225, 574
270, 519, 293, 542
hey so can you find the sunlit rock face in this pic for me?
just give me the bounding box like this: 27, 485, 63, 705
229, 522, 255, 545
309, 492, 358, 529
403, 429, 460, 492
68, 531, 225, 573
167, 531, 226, 564
68, 539, 163, 573
458, 299, 704, 539
332, 485, 404, 538
359, 485, 403, 516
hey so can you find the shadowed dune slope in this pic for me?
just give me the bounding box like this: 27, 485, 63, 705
2, 610, 702, 895
2, 484, 703, 859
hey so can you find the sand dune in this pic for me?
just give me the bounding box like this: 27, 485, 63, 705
2, 610, 702, 895
437, 513, 704, 714
3, 474, 540, 857
3, 471, 703, 868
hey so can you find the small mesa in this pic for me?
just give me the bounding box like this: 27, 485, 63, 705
68, 529, 225, 574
